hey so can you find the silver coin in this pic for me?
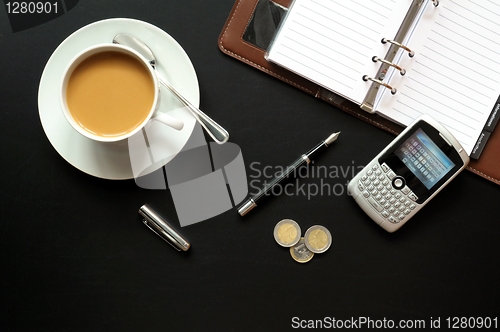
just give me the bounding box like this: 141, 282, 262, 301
304, 225, 332, 254
290, 237, 314, 263
273, 219, 301, 247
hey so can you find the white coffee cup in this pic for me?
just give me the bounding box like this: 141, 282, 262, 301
60, 43, 183, 143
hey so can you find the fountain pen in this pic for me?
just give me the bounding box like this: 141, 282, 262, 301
238, 132, 340, 216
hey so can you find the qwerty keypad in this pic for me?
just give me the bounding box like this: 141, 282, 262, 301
357, 162, 418, 223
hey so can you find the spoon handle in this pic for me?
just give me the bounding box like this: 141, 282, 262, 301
113, 33, 229, 144
159, 76, 229, 144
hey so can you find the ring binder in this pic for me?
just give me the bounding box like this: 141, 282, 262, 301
362, 75, 396, 95
381, 38, 415, 57
372, 56, 406, 75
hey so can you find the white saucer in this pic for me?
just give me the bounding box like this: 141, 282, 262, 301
38, 18, 199, 180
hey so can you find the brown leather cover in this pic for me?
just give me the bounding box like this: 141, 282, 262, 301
218, 0, 500, 185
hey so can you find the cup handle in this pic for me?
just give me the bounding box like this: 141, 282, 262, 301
151, 112, 184, 131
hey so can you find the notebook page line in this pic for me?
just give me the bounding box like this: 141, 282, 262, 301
288, 22, 368, 61
305, 2, 380, 38
392, 100, 473, 141
391, 98, 473, 140
400, 85, 480, 127
421, 42, 500, 87
432, 23, 500, 63
414, 55, 492, 103
281, 34, 363, 71
410, 68, 489, 108
275, 47, 356, 89
323, 0, 387, 27
436, 14, 500, 47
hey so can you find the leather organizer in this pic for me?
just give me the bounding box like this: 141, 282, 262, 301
218, 0, 500, 185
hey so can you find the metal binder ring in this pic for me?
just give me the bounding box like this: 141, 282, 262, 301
372, 56, 406, 75
362, 75, 397, 95
432, 0, 439, 6
381, 38, 415, 57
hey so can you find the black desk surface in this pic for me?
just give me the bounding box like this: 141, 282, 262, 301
1, 1, 499, 330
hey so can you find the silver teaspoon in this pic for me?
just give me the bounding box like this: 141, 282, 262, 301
113, 34, 229, 144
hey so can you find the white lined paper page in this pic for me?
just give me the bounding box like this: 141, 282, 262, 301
378, 0, 500, 155
266, 0, 413, 104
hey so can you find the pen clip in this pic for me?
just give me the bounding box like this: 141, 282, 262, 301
142, 218, 182, 251
138, 204, 190, 251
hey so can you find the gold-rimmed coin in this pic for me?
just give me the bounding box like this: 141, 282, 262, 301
290, 237, 314, 263
274, 219, 301, 247
304, 225, 332, 254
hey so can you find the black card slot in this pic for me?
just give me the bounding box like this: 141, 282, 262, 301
242, 0, 287, 50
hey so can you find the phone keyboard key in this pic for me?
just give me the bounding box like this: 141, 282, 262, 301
367, 196, 384, 212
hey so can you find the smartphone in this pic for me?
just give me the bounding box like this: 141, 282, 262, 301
348, 115, 469, 232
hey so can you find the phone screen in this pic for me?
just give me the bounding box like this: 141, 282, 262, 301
394, 129, 455, 190
378, 120, 466, 203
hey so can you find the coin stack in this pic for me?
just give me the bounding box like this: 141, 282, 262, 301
273, 219, 332, 263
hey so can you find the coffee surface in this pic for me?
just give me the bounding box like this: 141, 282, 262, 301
66, 51, 155, 137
